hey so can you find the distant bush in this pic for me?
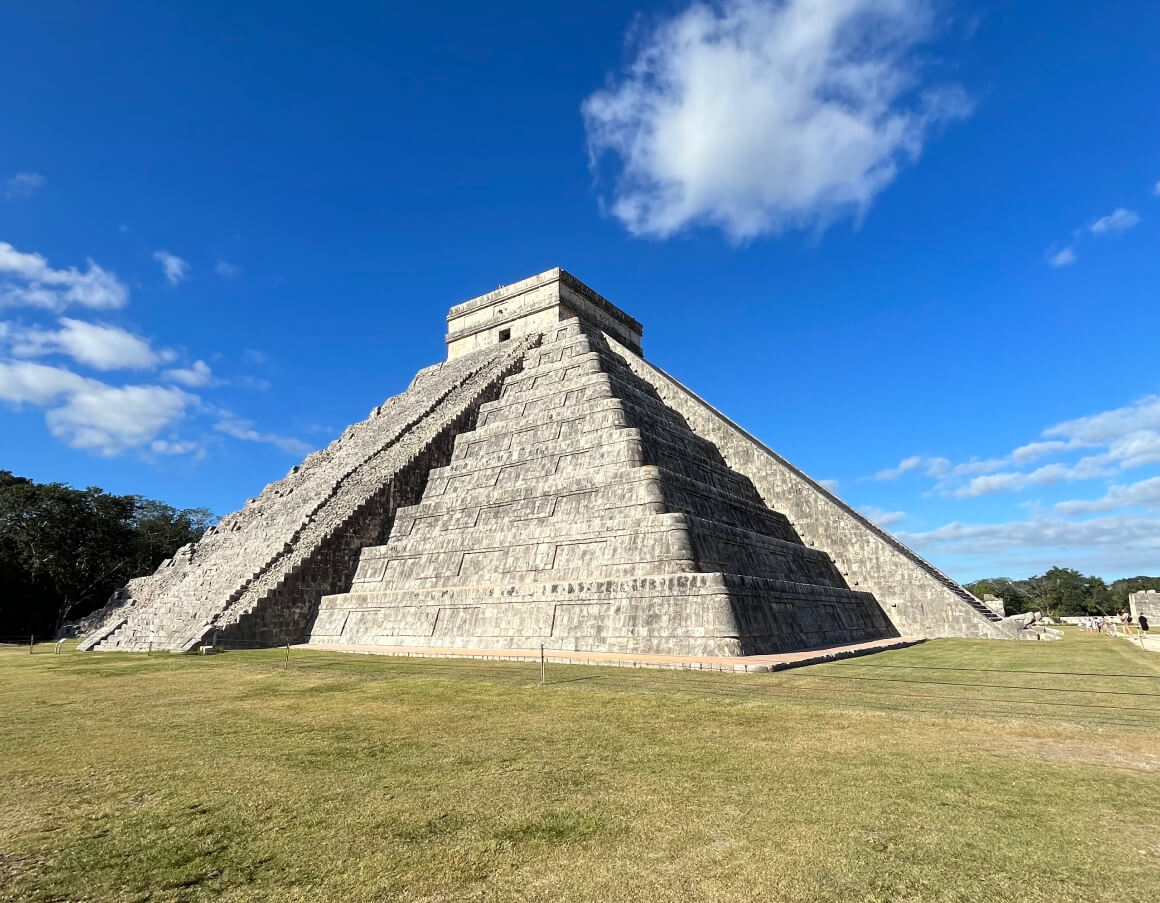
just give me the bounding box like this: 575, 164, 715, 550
0, 471, 214, 639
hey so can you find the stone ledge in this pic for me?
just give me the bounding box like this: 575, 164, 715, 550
295, 636, 923, 674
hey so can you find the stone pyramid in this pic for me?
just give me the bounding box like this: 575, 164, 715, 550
81, 268, 1023, 655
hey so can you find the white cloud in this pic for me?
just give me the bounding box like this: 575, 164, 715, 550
0, 241, 128, 310
1043, 394, 1160, 444
3, 317, 162, 370
163, 359, 213, 387
581, 0, 969, 240
875, 394, 1160, 498
1089, 208, 1140, 235
0, 359, 194, 456
1011, 439, 1076, 463
214, 260, 240, 278
46, 383, 194, 456
818, 478, 840, 492
859, 505, 905, 527
214, 416, 311, 456
1154, 180, 1160, 197
952, 458, 1114, 498
153, 250, 190, 285
948, 457, 1009, 477
1048, 247, 1075, 267
0, 360, 91, 405
4, 173, 46, 199
1056, 476, 1160, 516
874, 455, 950, 480
900, 514, 1160, 574
1104, 430, 1160, 470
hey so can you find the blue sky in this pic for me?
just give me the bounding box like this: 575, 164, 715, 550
1, 1, 1157, 581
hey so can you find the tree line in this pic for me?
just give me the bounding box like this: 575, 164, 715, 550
0, 471, 214, 641
966, 567, 1160, 618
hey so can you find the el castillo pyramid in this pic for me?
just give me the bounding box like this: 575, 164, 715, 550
80, 268, 1030, 656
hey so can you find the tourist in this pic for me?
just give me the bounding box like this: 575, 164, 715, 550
1140, 614, 1150, 637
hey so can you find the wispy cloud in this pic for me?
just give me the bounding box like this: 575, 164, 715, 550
214, 416, 311, 455
4, 172, 45, 200
0, 241, 128, 310
582, 0, 968, 240
1056, 476, 1160, 516
234, 374, 271, 391
1089, 207, 1140, 235
153, 250, 190, 286
952, 459, 1114, 498
859, 505, 906, 528
874, 455, 950, 481
899, 514, 1160, 575
873, 394, 1160, 499
214, 260, 240, 278
149, 438, 204, 457
1, 318, 165, 371
1044, 394, 1160, 444
162, 359, 214, 387
1011, 440, 1075, 463
1046, 199, 1144, 267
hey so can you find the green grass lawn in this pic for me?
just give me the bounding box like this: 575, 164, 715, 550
2, 630, 1158, 903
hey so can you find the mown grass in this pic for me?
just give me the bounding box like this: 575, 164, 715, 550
1, 629, 1158, 902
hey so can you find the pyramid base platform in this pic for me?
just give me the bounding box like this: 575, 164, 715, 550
295, 636, 922, 673
308, 572, 898, 658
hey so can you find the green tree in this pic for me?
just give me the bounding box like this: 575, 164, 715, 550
1022, 567, 1112, 617
964, 577, 1032, 615
0, 471, 214, 639
1109, 576, 1160, 610
968, 568, 1138, 618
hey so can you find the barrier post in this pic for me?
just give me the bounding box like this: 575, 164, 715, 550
540, 644, 545, 686
29, 634, 34, 655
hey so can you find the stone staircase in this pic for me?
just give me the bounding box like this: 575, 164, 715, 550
80, 336, 538, 652
311, 319, 898, 656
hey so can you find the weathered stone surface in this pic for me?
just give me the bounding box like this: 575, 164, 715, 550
82, 267, 1023, 655
79, 337, 537, 651
1130, 590, 1160, 622
982, 594, 1007, 617
314, 318, 896, 655
600, 331, 1026, 641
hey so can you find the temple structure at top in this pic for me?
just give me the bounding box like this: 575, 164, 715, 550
445, 268, 643, 359
80, 268, 1045, 656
